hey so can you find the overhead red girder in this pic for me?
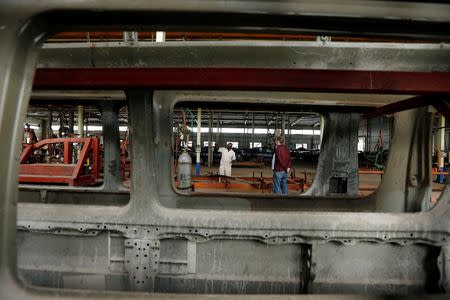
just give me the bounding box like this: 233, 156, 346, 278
363, 95, 449, 118
33, 68, 450, 94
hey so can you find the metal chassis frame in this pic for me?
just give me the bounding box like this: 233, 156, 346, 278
19, 137, 100, 186
1, 1, 450, 299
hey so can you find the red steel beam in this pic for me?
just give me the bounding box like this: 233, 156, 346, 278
28, 137, 92, 147
63, 140, 72, 164
363, 95, 450, 118
18, 176, 73, 184
19, 164, 75, 176
363, 95, 431, 118
20, 145, 34, 163
33, 68, 450, 94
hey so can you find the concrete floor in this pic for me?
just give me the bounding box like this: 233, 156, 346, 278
188, 160, 381, 195
185, 160, 445, 201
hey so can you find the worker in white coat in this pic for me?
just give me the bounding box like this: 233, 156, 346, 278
218, 143, 236, 177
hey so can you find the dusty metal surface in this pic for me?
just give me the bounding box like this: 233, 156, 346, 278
38, 41, 450, 71
305, 112, 359, 196
1, 1, 450, 299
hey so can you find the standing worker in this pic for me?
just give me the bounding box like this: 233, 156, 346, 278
218, 143, 236, 177
272, 136, 292, 194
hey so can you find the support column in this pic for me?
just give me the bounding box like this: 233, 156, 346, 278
48, 109, 53, 137
252, 113, 255, 148
287, 114, 291, 147
59, 111, 64, 136
275, 114, 278, 134
123, 31, 138, 42
40, 119, 48, 140
196, 108, 202, 176
304, 112, 360, 196
447, 129, 450, 164
102, 102, 123, 191
208, 112, 213, 168
281, 113, 286, 141
85, 109, 89, 137
438, 114, 446, 183
375, 107, 432, 212
215, 113, 220, 145
68, 111, 74, 134
243, 113, 247, 147
77, 105, 84, 138
156, 31, 166, 42
319, 115, 325, 148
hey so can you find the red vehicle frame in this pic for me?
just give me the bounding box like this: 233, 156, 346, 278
19, 137, 100, 186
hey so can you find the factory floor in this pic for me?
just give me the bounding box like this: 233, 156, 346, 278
190, 160, 378, 194
118, 159, 446, 202
186, 160, 445, 202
